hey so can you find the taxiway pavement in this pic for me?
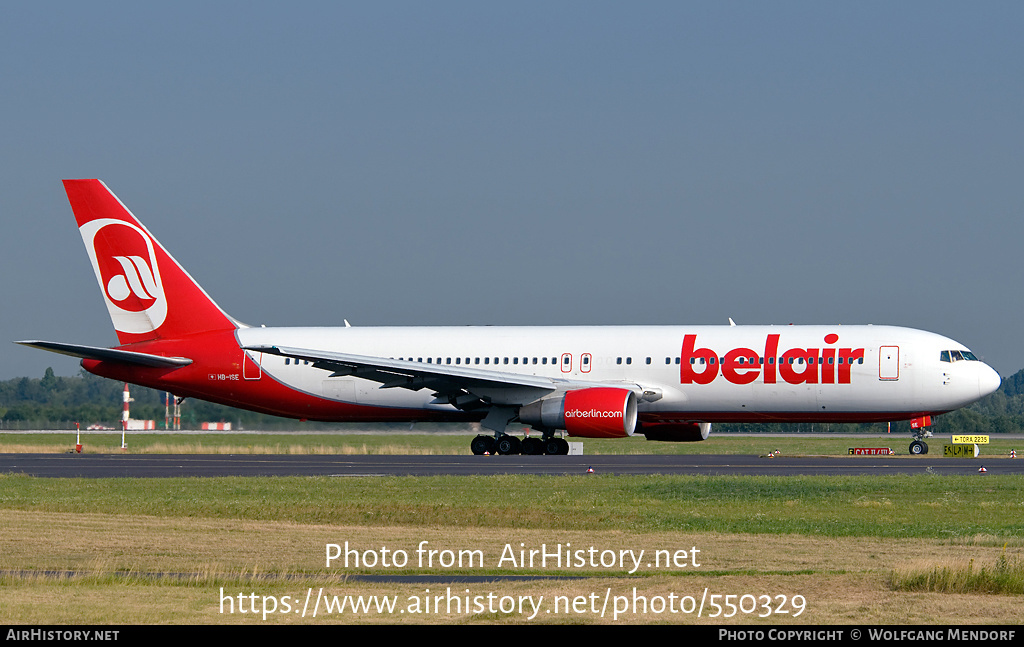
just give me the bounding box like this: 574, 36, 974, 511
0, 453, 1019, 478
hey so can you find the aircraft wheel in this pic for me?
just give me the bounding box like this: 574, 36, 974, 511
495, 435, 521, 455
471, 435, 495, 455
909, 440, 925, 455
921, 441, 929, 454
521, 437, 543, 455
545, 438, 569, 455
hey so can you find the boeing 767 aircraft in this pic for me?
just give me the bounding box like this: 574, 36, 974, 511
17, 180, 1001, 455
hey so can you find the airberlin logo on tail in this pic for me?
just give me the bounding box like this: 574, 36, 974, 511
680, 334, 865, 386
107, 255, 159, 303
79, 218, 168, 334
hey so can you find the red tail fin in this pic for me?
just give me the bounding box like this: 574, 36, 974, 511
63, 179, 237, 345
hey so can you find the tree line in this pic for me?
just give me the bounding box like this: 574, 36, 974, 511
2, 367, 1023, 433
0, 368, 301, 430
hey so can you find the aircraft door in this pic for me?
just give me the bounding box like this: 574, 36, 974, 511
242, 351, 262, 380
581, 353, 592, 373
879, 346, 899, 381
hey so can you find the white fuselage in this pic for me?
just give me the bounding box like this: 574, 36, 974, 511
236, 324, 1000, 422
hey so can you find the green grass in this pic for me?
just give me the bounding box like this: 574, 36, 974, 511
1, 473, 1022, 539
2, 431, 1021, 457
890, 552, 1024, 594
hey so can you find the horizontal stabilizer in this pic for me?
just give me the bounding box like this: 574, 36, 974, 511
15, 340, 192, 368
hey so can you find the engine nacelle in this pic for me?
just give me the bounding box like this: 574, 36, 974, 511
639, 421, 711, 442
519, 388, 637, 438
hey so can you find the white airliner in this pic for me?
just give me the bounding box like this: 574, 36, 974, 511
18, 180, 1001, 455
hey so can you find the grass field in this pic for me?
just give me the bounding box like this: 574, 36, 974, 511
2, 431, 1021, 457
1, 433, 1022, 624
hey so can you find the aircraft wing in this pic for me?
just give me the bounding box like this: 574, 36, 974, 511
246, 344, 568, 409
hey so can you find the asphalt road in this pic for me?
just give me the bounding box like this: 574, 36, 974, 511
0, 453, 1019, 477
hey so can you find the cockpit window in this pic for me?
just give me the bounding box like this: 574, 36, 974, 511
940, 349, 979, 362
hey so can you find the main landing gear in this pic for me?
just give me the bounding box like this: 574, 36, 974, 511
471, 433, 570, 455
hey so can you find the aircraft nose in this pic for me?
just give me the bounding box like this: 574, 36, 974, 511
979, 364, 1001, 398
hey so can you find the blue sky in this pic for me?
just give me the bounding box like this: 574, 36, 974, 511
2, 2, 1022, 379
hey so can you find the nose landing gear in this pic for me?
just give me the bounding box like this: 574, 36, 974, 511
909, 427, 932, 455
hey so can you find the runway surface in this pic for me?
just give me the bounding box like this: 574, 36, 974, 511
0, 453, 1020, 478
